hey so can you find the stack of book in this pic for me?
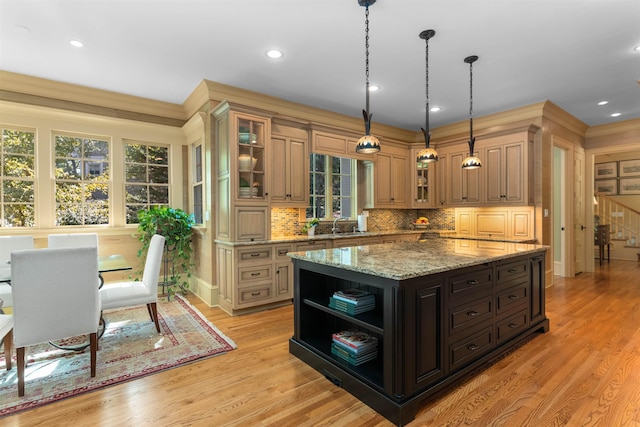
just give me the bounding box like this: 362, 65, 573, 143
331, 330, 378, 366
329, 288, 375, 315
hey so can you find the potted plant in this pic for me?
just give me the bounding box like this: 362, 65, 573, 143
301, 218, 320, 236
137, 206, 195, 298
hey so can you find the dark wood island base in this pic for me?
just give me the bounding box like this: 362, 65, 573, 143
288, 240, 549, 426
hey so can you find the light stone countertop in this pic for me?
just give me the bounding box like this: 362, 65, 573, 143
287, 239, 547, 281
214, 229, 425, 247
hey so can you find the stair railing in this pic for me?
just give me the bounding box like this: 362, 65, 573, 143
594, 193, 640, 249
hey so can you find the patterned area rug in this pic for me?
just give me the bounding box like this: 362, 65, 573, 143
0, 295, 236, 417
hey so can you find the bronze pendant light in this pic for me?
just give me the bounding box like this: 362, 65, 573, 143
416, 29, 438, 164
461, 55, 481, 169
355, 0, 381, 154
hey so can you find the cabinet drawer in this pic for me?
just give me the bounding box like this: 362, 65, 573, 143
238, 285, 272, 305
496, 308, 528, 344
496, 260, 528, 287
295, 240, 329, 251
274, 244, 292, 260
238, 264, 272, 284
449, 326, 494, 371
449, 297, 493, 337
496, 282, 528, 315
448, 267, 493, 302
237, 246, 272, 263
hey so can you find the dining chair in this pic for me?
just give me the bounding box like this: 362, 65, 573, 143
47, 232, 99, 249
0, 235, 34, 308
0, 313, 13, 370
99, 234, 166, 333
11, 247, 101, 397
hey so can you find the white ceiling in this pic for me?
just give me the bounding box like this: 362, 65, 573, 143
1, 0, 639, 132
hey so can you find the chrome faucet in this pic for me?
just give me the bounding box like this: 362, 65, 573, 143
332, 217, 347, 234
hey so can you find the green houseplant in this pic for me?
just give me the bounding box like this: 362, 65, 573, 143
137, 206, 195, 298
301, 218, 320, 234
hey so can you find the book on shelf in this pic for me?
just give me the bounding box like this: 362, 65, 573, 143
329, 298, 375, 315
331, 330, 378, 351
333, 288, 374, 302
331, 343, 377, 366
331, 293, 375, 306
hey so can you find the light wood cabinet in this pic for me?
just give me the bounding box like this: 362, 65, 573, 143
410, 148, 437, 208
482, 131, 533, 205
374, 150, 408, 208
448, 148, 482, 205
213, 102, 272, 242
216, 242, 293, 315
271, 133, 308, 206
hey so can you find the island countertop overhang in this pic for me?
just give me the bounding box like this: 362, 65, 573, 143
288, 239, 547, 281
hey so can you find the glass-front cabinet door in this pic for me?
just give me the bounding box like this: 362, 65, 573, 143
237, 116, 266, 200
411, 149, 435, 207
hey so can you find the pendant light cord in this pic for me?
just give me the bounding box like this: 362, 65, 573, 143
424, 34, 430, 144
364, 4, 370, 116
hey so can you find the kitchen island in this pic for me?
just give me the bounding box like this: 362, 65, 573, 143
288, 239, 549, 426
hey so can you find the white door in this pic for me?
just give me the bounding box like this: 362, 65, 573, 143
574, 148, 585, 274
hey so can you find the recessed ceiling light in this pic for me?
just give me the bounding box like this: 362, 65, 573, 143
430, 106, 441, 112
597, 101, 609, 106
610, 112, 622, 117
266, 49, 283, 59
635, 44, 640, 52
14, 24, 31, 32
368, 85, 380, 92
69, 39, 84, 48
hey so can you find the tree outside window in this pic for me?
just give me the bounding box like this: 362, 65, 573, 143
54, 134, 110, 226
307, 154, 355, 220
125, 142, 169, 224
1, 128, 35, 227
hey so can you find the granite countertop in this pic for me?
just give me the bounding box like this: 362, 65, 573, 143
215, 229, 425, 246
287, 239, 547, 281
436, 233, 538, 244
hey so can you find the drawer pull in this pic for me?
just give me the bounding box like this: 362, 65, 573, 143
250, 272, 261, 276
250, 253, 261, 257
508, 323, 519, 328
467, 343, 479, 351
508, 295, 518, 300
467, 310, 479, 317
251, 291, 261, 296
278, 250, 288, 255
467, 279, 479, 285
508, 268, 518, 273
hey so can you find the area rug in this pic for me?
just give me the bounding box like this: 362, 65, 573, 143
0, 295, 236, 417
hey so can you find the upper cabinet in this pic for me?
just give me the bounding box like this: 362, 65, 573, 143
271, 121, 310, 207
213, 102, 272, 242
375, 148, 409, 208
410, 148, 437, 208
431, 127, 535, 207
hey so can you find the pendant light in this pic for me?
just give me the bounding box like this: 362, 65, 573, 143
355, 0, 380, 154
461, 55, 481, 169
416, 29, 438, 164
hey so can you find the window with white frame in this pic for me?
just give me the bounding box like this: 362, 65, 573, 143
0, 128, 35, 227
54, 133, 110, 226
192, 142, 203, 225
124, 142, 169, 224
307, 154, 355, 220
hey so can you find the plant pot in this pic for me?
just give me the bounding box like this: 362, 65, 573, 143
307, 227, 315, 237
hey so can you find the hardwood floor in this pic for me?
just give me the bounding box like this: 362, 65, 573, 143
5, 260, 640, 426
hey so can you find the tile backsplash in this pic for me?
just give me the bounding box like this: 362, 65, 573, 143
271, 208, 455, 236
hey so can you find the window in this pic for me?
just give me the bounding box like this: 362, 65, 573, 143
54, 134, 110, 226
124, 142, 169, 224
307, 154, 355, 220
1, 128, 35, 227
192, 142, 204, 224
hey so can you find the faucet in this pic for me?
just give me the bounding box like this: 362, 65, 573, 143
332, 217, 347, 234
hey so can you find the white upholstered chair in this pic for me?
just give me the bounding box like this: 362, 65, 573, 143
47, 232, 98, 249
0, 314, 13, 370
0, 235, 34, 308
11, 247, 101, 396
100, 234, 165, 333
